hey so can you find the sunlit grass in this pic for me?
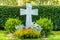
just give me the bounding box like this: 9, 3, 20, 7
0, 30, 18, 40
48, 35, 60, 40
0, 30, 60, 40
48, 31, 60, 40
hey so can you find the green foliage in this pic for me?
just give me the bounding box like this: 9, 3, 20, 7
5, 18, 22, 32
36, 18, 53, 36
26, 0, 37, 3
0, 6, 21, 27
37, 6, 60, 30
0, 0, 17, 6
14, 28, 41, 39
36, 18, 53, 30
0, 6, 60, 30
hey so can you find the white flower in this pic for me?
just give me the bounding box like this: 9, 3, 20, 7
15, 24, 24, 30
30, 22, 43, 32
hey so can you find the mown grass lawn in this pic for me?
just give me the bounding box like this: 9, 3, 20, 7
0, 30, 60, 40
0, 30, 18, 40
48, 31, 60, 40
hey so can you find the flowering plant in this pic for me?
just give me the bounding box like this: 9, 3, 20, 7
15, 24, 24, 30
14, 22, 42, 39
30, 22, 43, 32
14, 28, 41, 39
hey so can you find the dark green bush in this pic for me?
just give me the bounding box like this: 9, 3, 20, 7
0, 6, 60, 30
0, 6, 20, 27
36, 18, 53, 36
37, 6, 60, 30
5, 18, 22, 32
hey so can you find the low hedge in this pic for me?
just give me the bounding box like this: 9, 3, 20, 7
0, 6, 60, 30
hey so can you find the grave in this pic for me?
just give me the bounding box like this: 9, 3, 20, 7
20, 3, 38, 28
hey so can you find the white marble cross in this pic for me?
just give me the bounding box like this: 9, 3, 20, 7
20, 3, 38, 28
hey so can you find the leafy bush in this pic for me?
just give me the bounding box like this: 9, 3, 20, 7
14, 28, 41, 39
36, 18, 53, 36
5, 18, 22, 32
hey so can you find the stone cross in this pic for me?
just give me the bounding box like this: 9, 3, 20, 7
20, 3, 38, 28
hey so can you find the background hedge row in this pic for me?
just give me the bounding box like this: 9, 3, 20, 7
0, 6, 60, 30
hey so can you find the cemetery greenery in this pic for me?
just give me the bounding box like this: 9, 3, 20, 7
36, 18, 53, 37
0, 5, 59, 39
5, 18, 22, 32
14, 17, 53, 39
14, 28, 41, 39
0, 6, 60, 30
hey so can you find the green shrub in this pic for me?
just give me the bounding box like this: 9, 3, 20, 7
36, 18, 53, 36
5, 18, 22, 32
14, 28, 41, 39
